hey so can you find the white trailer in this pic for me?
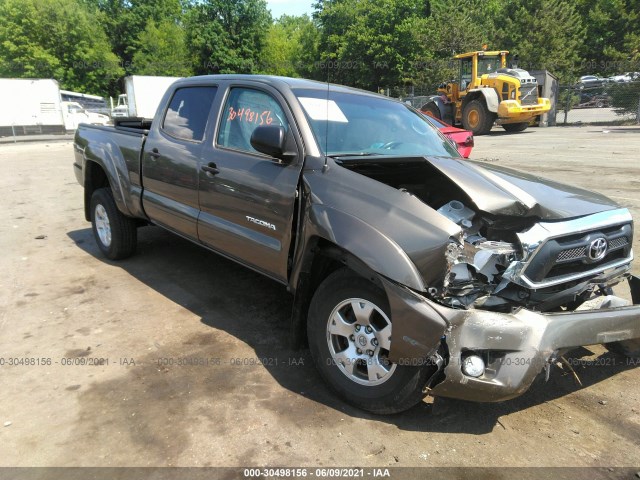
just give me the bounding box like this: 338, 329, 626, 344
124, 75, 182, 118
0, 78, 65, 136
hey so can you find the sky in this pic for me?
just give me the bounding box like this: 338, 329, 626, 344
266, 0, 314, 19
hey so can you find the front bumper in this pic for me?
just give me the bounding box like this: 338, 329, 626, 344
384, 275, 640, 402
497, 98, 551, 123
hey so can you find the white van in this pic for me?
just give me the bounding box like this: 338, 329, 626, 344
62, 101, 110, 130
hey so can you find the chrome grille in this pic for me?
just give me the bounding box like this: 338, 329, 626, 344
555, 236, 629, 263
520, 220, 633, 285
556, 246, 587, 262
609, 236, 629, 250
519, 85, 538, 105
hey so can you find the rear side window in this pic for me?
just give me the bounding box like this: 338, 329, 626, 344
217, 88, 288, 153
162, 86, 217, 142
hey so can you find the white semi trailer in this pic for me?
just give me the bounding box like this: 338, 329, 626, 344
0, 78, 65, 136
123, 75, 182, 118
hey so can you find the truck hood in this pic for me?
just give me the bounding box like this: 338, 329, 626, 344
425, 156, 620, 220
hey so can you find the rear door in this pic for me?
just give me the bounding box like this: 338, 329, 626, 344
142, 85, 218, 239
197, 83, 304, 282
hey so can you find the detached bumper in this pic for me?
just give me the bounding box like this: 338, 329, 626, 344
384, 275, 640, 402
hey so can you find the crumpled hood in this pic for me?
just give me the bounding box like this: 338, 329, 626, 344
425, 156, 620, 219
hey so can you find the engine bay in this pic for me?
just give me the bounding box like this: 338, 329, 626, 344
337, 157, 631, 313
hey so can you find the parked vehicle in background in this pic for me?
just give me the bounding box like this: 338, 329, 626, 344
60, 90, 109, 116
73, 75, 640, 414
408, 49, 550, 135
423, 113, 474, 158
577, 75, 605, 89
0, 78, 65, 136
123, 75, 182, 118
576, 93, 611, 109
111, 94, 129, 118
62, 101, 110, 130
607, 72, 640, 83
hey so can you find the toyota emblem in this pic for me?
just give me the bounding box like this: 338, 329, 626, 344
588, 238, 608, 261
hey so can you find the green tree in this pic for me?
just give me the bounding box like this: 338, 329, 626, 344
131, 20, 192, 76
314, 0, 430, 91
410, 0, 499, 92
608, 82, 640, 116
575, 0, 640, 75
261, 15, 319, 77
0, 0, 123, 95
185, 0, 272, 75
85, 0, 183, 74
494, 0, 585, 82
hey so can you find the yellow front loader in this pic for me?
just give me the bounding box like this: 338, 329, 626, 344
418, 50, 551, 135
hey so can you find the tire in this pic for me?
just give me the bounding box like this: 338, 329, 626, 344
605, 339, 640, 359
420, 103, 441, 119
461, 99, 496, 135
502, 122, 529, 133
90, 187, 137, 260
307, 268, 433, 414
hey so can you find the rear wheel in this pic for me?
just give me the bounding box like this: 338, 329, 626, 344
420, 103, 441, 119
307, 268, 432, 414
461, 99, 496, 135
90, 188, 137, 260
502, 122, 529, 133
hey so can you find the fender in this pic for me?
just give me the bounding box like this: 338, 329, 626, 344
466, 88, 500, 113
305, 204, 426, 291
77, 126, 145, 220
289, 204, 449, 360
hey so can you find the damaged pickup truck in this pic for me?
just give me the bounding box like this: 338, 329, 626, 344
73, 75, 640, 413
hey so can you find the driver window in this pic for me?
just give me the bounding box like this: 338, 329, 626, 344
217, 88, 288, 154
459, 58, 472, 90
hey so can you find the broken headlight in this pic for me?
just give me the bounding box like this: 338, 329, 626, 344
436, 201, 520, 308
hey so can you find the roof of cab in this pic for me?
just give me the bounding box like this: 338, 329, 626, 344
173, 74, 385, 98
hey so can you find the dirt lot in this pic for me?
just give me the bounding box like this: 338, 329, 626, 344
0, 126, 639, 475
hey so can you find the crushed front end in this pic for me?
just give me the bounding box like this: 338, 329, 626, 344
388, 205, 640, 402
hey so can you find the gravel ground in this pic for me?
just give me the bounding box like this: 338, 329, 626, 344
0, 127, 639, 476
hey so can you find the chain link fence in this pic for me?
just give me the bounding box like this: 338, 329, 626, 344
556, 81, 640, 125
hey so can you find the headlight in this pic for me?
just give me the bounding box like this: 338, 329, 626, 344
444, 238, 518, 299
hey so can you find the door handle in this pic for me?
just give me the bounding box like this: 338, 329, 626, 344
148, 148, 161, 159
201, 162, 219, 175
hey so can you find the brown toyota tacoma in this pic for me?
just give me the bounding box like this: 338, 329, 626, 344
73, 75, 640, 413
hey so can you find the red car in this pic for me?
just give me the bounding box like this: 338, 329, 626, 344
423, 114, 474, 158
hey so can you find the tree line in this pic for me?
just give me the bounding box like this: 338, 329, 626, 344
0, 0, 638, 97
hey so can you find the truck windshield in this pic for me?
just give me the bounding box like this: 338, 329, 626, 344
293, 89, 460, 158
478, 56, 502, 75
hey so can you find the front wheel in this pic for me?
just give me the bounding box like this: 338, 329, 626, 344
502, 122, 529, 133
90, 188, 137, 260
307, 268, 432, 414
461, 99, 496, 135
420, 103, 441, 119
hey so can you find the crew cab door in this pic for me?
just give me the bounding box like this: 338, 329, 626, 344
197, 84, 303, 282
141, 85, 218, 239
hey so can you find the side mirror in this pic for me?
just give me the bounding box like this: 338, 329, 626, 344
250, 125, 294, 161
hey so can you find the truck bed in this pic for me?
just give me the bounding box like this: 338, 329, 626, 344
73, 122, 148, 220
